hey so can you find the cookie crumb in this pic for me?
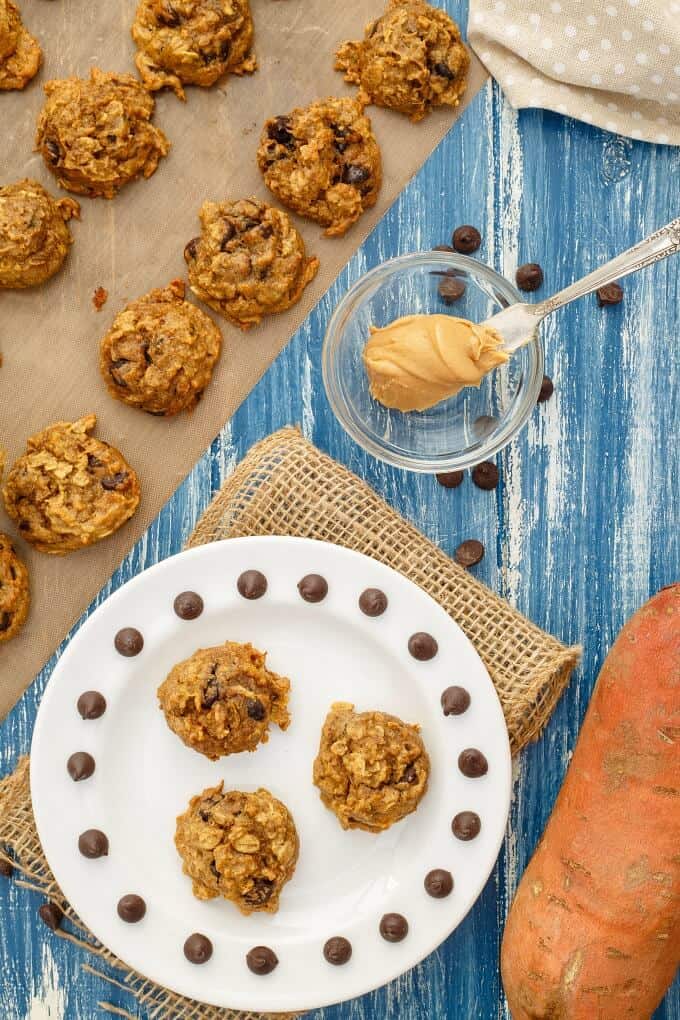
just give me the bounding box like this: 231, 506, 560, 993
92, 286, 108, 310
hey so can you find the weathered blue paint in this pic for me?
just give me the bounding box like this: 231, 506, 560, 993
1, 61, 679, 1020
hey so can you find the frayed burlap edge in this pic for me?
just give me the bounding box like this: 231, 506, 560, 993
0, 758, 297, 1020
0, 427, 580, 1020
187, 427, 581, 754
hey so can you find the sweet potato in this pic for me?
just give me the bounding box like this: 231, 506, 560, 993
501, 584, 680, 1019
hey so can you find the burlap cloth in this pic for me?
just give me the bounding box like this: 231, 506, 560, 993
468, 0, 680, 145
0, 427, 580, 1020
0, 0, 488, 720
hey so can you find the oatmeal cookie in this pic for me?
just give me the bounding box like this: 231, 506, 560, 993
0, 532, 30, 642
335, 0, 469, 123
175, 783, 299, 913
0, 179, 80, 289
0, 0, 41, 92
158, 640, 291, 760
2, 415, 140, 555
257, 96, 382, 238
132, 0, 256, 100
35, 68, 170, 198
184, 198, 319, 329
99, 279, 222, 415
313, 702, 430, 833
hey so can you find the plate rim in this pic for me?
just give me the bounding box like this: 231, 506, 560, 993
30, 535, 512, 1012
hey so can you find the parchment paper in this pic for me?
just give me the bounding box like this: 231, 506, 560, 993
0, 0, 487, 719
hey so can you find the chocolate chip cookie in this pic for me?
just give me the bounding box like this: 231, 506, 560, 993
158, 640, 291, 760
0, 0, 41, 91
336, 0, 469, 123
175, 782, 299, 913
0, 531, 30, 642
257, 96, 382, 237
184, 198, 319, 330
35, 68, 170, 198
2, 415, 141, 554
313, 702, 430, 832
132, 0, 256, 100
99, 279, 222, 415
0, 179, 80, 290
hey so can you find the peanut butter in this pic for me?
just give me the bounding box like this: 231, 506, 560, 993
363, 313, 508, 412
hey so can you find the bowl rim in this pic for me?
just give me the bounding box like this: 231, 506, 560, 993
321, 250, 544, 473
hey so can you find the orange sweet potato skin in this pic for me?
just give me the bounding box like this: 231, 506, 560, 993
501, 584, 680, 1020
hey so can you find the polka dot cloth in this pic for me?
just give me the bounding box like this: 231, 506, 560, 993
468, 0, 679, 145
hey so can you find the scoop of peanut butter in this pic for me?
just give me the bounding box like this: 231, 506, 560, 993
363, 313, 508, 412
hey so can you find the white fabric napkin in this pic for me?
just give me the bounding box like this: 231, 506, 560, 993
468, 0, 680, 145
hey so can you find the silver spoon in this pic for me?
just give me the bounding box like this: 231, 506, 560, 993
483, 216, 680, 352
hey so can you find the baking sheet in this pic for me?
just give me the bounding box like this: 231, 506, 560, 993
0, 0, 487, 717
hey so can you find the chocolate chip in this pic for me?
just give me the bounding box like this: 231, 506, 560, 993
452, 226, 481, 254
184, 237, 200, 262
76, 690, 107, 720
596, 281, 623, 306
219, 40, 231, 60
358, 587, 388, 617
471, 461, 499, 490
268, 116, 294, 146
298, 574, 328, 603
436, 470, 464, 489
109, 359, 130, 387
246, 946, 278, 975
516, 262, 544, 291
101, 472, 128, 491
454, 539, 484, 568
114, 627, 143, 657
117, 894, 146, 923
441, 685, 471, 716
87, 453, 104, 469
78, 829, 109, 859
432, 61, 455, 79
379, 913, 408, 943
260, 223, 273, 239
246, 698, 266, 721
38, 902, 63, 931
0, 858, 13, 878
438, 275, 466, 304
537, 374, 554, 403
452, 810, 481, 841
158, 3, 180, 26
243, 877, 274, 906
184, 933, 213, 964
173, 591, 204, 620
433, 244, 455, 252
408, 632, 438, 661
44, 138, 61, 164
424, 869, 454, 898
400, 764, 417, 784
220, 223, 236, 249
67, 752, 95, 782
342, 164, 370, 186
458, 748, 489, 778
473, 414, 498, 437
323, 936, 352, 965
0, 613, 9, 632
202, 675, 220, 709
237, 569, 268, 600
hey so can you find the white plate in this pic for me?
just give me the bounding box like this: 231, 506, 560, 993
31, 537, 511, 1013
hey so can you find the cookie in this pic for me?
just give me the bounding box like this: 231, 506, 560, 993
184, 198, 319, 330
0, 529, 29, 642
99, 279, 222, 415
175, 782, 299, 914
257, 96, 382, 237
35, 68, 170, 198
132, 0, 256, 100
2, 415, 140, 555
336, 0, 469, 123
157, 640, 291, 760
313, 702, 430, 833
0, 0, 41, 92
0, 179, 80, 290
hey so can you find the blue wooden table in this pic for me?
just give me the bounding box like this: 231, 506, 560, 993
2, 48, 679, 1020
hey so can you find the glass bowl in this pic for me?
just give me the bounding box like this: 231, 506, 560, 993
322, 251, 544, 473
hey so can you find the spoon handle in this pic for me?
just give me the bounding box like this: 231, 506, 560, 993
534, 216, 680, 317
